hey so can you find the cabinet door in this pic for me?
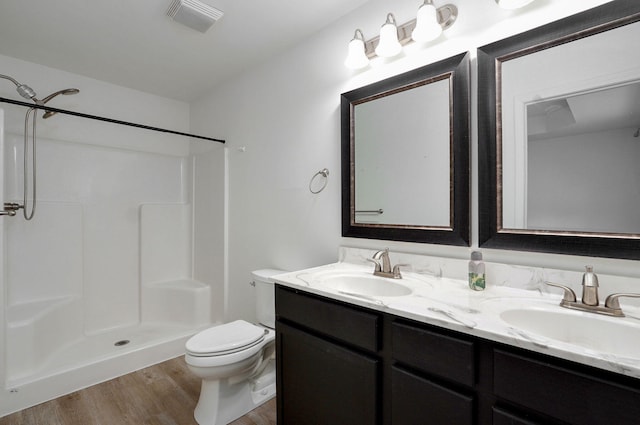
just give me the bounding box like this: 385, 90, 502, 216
277, 321, 380, 425
494, 349, 640, 425
392, 367, 474, 425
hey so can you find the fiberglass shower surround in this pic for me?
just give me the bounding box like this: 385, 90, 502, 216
0, 73, 226, 416
0, 109, 225, 416
0, 73, 79, 220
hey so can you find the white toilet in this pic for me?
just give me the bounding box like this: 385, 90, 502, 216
185, 269, 283, 425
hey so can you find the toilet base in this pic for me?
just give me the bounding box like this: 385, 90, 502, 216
194, 360, 276, 425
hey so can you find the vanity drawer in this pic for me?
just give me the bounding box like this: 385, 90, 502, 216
391, 321, 475, 387
275, 286, 380, 352
392, 366, 474, 425
494, 349, 640, 425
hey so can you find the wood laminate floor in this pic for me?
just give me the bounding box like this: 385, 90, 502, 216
0, 357, 276, 425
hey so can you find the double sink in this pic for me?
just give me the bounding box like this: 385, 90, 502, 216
284, 264, 640, 373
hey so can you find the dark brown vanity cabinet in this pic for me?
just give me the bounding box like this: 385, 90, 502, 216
275, 285, 640, 425
275, 286, 382, 425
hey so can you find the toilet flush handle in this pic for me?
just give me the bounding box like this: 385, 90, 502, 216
249, 281, 256, 287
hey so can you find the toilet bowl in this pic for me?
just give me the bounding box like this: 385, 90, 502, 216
185, 269, 283, 425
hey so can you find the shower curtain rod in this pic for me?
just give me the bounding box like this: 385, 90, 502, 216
0, 96, 225, 144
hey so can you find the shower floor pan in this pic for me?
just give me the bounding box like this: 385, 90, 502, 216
2, 320, 210, 418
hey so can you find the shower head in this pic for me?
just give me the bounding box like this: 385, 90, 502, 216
41, 88, 79, 104
0, 73, 38, 101
41, 88, 80, 119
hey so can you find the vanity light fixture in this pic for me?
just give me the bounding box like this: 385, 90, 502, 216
344, 29, 371, 70
495, 0, 536, 10
344, 1, 458, 70
412, 0, 443, 42
375, 14, 403, 58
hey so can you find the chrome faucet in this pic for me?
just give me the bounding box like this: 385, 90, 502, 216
546, 265, 640, 317
369, 248, 406, 279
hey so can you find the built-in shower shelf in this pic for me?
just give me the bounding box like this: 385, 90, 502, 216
142, 278, 211, 326
6, 296, 83, 385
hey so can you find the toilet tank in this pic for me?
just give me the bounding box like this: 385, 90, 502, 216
251, 269, 285, 328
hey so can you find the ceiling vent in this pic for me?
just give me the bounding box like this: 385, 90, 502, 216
166, 0, 224, 33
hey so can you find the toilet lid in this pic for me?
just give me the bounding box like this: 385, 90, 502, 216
186, 320, 266, 356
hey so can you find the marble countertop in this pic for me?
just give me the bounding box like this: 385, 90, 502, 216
273, 261, 640, 379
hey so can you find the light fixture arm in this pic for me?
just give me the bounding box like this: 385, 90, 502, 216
352, 29, 365, 42
384, 13, 398, 26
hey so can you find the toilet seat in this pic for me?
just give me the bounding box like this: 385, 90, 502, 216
185, 326, 275, 369
186, 320, 267, 357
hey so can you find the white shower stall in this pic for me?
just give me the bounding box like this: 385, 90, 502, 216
0, 98, 225, 416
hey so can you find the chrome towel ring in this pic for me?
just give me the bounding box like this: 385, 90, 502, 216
309, 168, 329, 194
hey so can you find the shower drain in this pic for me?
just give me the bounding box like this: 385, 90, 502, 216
114, 340, 130, 347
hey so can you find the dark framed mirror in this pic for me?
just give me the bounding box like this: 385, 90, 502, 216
478, 0, 640, 259
341, 52, 469, 245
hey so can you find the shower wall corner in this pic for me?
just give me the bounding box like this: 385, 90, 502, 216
0, 108, 7, 399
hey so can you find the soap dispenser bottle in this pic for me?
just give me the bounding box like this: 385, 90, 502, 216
468, 251, 485, 291
581, 265, 599, 306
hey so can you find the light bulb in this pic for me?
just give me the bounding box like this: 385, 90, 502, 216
375, 14, 402, 58
412, 1, 442, 43
344, 30, 369, 70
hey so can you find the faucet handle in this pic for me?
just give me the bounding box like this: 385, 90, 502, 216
392, 264, 410, 279
545, 281, 577, 303
604, 293, 640, 312
366, 258, 382, 272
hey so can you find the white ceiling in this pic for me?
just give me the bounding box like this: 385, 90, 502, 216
0, 0, 369, 102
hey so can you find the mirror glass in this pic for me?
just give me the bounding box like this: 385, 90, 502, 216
507, 82, 640, 234
478, 0, 640, 259
342, 52, 469, 246
353, 77, 451, 227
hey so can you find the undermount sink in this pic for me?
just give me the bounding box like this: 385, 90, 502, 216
312, 272, 415, 297
500, 307, 640, 359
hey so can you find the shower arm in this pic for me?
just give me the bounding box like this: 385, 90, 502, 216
0, 74, 21, 86
0, 74, 40, 103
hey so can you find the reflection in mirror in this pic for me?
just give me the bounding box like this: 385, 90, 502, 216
478, 0, 640, 259
522, 82, 640, 234
341, 52, 469, 245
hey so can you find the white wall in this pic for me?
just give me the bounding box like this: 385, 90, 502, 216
190, 0, 640, 324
